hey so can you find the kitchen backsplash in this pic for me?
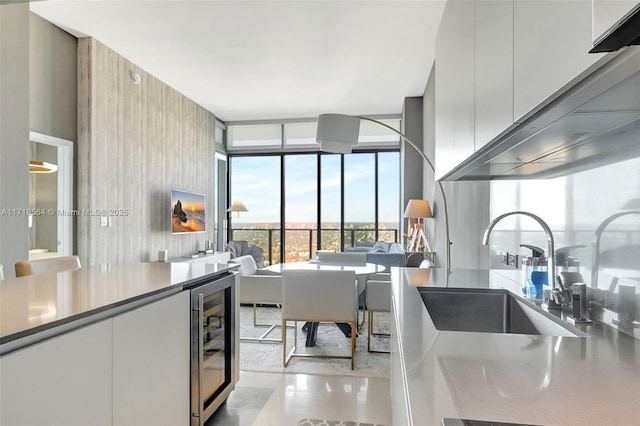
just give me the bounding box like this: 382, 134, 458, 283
490, 157, 640, 339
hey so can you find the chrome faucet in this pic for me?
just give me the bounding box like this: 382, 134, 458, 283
482, 211, 564, 308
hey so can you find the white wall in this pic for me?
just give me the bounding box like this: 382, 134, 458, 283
423, 64, 490, 270
401, 97, 425, 242
29, 13, 77, 143
0, 3, 30, 278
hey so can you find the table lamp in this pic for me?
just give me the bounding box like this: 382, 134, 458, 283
227, 202, 248, 218
404, 199, 432, 252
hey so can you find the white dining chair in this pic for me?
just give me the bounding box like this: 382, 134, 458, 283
316, 251, 367, 265
229, 255, 284, 342
282, 269, 358, 370
315, 251, 368, 328
366, 273, 391, 353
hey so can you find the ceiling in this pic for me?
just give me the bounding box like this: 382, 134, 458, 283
30, 0, 445, 122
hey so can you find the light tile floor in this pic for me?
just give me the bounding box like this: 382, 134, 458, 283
206, 371, 392, 426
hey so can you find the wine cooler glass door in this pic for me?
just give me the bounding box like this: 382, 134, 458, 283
192, 275, 234, 426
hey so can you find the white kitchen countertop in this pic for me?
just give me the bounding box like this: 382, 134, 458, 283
391, 267, 640, 426
0, 262, 238, 353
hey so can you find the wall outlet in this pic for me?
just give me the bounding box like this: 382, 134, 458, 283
501, 251, 519, 268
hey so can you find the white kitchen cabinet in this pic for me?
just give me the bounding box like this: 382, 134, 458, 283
390, 296, 410, 426
435, 0, 475, 180
592, 0, 640, 43
112, 291, 190, 426
0, 320, 113, 426
513, 0, 606, 123
475, 0, 514, 150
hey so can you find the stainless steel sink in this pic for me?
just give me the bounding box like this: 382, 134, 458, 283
418, 288, 587, 337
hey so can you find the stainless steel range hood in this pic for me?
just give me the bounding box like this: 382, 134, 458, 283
441, 47, 640, 181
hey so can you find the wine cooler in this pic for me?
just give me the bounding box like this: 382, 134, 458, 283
189, 273, 236, 425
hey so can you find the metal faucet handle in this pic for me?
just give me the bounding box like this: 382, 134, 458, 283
548, 275, 571, 308
551, 287, 565, 306
520, 244, 545, 257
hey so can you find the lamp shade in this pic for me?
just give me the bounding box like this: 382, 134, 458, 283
316, 113, 361, 154
227, 202, 248, 213
403, 199, 432, 218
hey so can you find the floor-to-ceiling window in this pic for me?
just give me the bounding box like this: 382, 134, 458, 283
343, 153, 376, 247
378, 151, 401, 243
319, 154, 342, 252
229, 155, 281, 264
284, 154, 318, 262
227, 118, 401, 264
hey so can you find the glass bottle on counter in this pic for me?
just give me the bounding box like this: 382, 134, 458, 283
520, 244, 548, 301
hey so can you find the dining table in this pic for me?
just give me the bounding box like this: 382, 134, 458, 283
264, 261, 386, 346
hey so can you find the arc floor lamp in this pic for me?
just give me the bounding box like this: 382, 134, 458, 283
316, 113, 451, 272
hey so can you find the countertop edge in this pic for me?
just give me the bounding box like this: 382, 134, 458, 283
0, 286, 181, 356
0, 264, 238, 356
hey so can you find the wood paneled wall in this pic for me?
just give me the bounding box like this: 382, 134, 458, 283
77, 38, 216, 266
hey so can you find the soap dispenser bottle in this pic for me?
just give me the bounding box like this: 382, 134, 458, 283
520, 244, 547, 301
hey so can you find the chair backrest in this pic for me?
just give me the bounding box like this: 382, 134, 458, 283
15, 255, 81, 277
282, 270, 357, 322
0, 264, 4, 280
317, 252, 367, 265
228, 255, 258, 276
366, 280, 391, 312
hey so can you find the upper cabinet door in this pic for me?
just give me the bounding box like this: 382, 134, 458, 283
435, 0, 475, 180
475, 0, 514, 151
513, 0, 606, 123
593, 0, 640, 43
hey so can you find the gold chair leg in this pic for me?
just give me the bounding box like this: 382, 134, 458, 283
368, 310, 391, 354
282, 319, 287, 367
241, 304, 284, 343
351, 321, 356, 370
367, 310, 372, 353
283, 319, 357, 369
253, 303, 257, 326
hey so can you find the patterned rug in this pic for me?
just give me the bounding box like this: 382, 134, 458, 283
239, 305, 390, 378
297, 420, 390, 426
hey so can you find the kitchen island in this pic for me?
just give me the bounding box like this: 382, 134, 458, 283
390, 267, 640, 426
0, 262, 239, 426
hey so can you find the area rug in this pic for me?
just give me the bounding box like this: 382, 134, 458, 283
239, 305, 390, 378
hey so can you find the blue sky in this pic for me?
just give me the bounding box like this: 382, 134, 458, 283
230, 153, 399, 224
